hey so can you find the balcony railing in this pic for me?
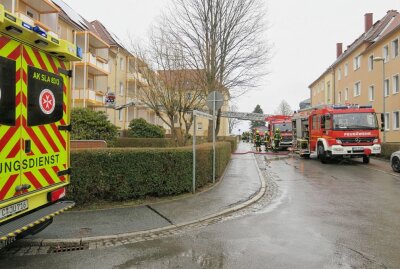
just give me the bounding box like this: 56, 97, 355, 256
83, 53, 109, 74
72, 88, 105, 106
127, 71, 147, 85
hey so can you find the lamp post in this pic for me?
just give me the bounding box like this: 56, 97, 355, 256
373, 57, 386, 143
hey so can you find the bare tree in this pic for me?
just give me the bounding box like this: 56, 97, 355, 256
228, 103, 240, 134
274, 100, 293, 116
163, 0, 270, 140
130, 29, 206, 146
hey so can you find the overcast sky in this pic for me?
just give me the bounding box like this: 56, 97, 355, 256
65, 0, 399, 133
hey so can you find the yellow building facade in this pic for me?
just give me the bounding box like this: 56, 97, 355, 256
310, 11, 400, 142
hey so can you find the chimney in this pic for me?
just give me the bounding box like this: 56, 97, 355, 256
365, 13, 373, 32
336, 43, 343, 58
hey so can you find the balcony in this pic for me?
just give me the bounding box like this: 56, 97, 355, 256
75, 53, 109, 76
127, 71, 147, 85
72, 88, 105, 107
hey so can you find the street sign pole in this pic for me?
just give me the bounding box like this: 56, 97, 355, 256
192, 112, 196, 193
213, 91, 216, 183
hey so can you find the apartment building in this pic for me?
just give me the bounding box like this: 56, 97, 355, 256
1, 0, 228, 137
309, 11, 400, 142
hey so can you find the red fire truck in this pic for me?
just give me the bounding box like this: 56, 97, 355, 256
292, 104, 381, 163
265, 115, 293, 150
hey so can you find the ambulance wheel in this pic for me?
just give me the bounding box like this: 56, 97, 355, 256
317, 144, 328, 164
363, 156, 370, 164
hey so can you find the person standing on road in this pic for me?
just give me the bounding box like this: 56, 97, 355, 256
255, 130, 261, 152
273, 128, 282, 152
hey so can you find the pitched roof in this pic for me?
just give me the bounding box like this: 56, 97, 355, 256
90, 20, 128, 52
51, 0, 88, 30
309, 10, 399, 88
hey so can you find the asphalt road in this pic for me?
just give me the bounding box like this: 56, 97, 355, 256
3, 154, 400, 269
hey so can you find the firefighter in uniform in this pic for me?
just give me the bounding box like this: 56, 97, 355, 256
255, 130, 261, 152
264, 132, 270, 151
273, 128, 282, 152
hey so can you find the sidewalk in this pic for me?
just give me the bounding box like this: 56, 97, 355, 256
21, 142, 264, 245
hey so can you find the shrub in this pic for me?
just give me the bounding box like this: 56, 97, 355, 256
128, 118, 165, 138
68, 142, 231, 205
380, 142, 400, 159
114, 137, 175, 148
71, 108, 118, 144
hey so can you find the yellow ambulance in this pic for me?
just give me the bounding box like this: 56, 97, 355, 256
0, 4, 81, 242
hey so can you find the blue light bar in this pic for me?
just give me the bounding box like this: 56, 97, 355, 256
33, 26, 47, 38
22, 22, 33, 30
332, 105, 348, 109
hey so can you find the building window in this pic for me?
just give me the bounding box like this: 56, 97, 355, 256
197, 122, 203, 130
384, 79, 390, 96
344, 63, 348, 76
392, 39, 399, 58
354, 81, 361, 97
368, 55, 374, 71
118, 109, 123, 122
119, 82, 124, 96
393, 111, 400, 129
384, 113, 390, 130
338, 91, 342, 103
383, 45, 389, 62
345, 88, 348, 101
353, 55, 361, 70
120, 57, 124, 70
368, 85, 374, 101
338, 68, 341, 80
393, 75, 399, 94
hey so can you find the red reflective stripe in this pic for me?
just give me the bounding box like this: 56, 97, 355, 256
0, 174, 19, 200
6, 140, 21, 159
0, 127, 18, 150
46, 54, 59, 74
22, 117, 48, 154
33, 49, 47, 70
59, 59, 66, 70
22, 69, 27, 85
16, 68, 21, 84
39, 168, 56, 185
0, 36, 10, 50
51, 123, 66, 149
38, 125, 59, 152
52, 166, 65, 182
7, 45, 20, 60
22, 92, 27, 107
24, 172, 43, 189
23, 47, 34, 67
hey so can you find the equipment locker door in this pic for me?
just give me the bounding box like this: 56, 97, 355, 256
20, 44, 70, 194
0, 34, 22, 201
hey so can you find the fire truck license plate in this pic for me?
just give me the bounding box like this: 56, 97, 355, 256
352, 146, 364, 151
0, 200, 28, 220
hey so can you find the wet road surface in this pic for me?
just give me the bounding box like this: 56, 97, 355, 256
2, 154, 400, 269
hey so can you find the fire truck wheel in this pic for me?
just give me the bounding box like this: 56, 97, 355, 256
363, 156, 370, 164
317, 143, 328, 164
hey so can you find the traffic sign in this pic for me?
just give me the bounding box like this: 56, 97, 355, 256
206, 91, 224, 111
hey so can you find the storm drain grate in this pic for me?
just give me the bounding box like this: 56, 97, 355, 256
51, 245, 88, 253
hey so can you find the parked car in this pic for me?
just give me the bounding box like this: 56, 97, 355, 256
391, 150, 400, 173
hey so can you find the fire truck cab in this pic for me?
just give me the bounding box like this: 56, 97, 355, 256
292, 104, 381, 163
0, 4, 81, 243
265, 115, 293, 150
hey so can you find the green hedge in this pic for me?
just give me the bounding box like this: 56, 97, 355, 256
380, 143, 400, 159
114, 137, 176, 148
218, 136, 238, 152
68, 142, 231, 205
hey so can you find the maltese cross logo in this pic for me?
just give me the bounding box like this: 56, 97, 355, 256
39, 89, 55, 114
